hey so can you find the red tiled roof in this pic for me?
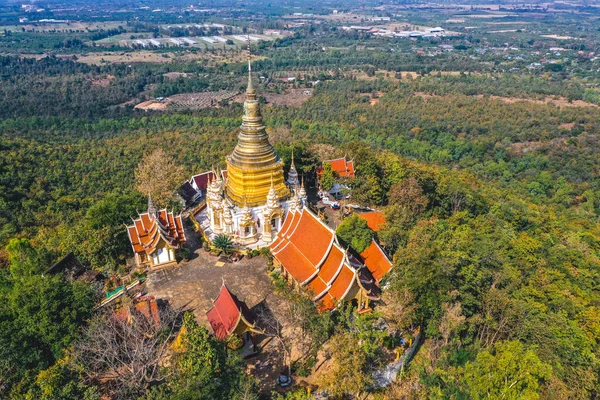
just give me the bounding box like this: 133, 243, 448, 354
127, 210, 186, 256
360, 240, 392, 282
357, 211, 386, 232
270, 209, 359, 311
191, 171, 217, 190
206, 284, 255, 340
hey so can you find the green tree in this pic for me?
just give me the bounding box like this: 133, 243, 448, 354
336, 215, 373, 254
464, 340, 552, 399
320, 163, 336, 191
27, 357, 99, 400
0, 273, 95, 396
212, 234, 234, 254
159, 312, 258, 400
6, 238, 47, 278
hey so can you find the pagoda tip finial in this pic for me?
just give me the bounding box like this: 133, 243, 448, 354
246, 34, 254, 94
148, 192, 157, 215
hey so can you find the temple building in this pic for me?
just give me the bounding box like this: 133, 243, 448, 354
269, 207, 383, 311
207, 283, 260, 341
317, 156, 356, 179
127, 196, 186, 268
196, 57, 305, 247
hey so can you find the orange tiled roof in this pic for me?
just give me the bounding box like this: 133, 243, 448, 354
318, 245, 345, 283
357, 211, 386, 232
271, 209, 334, 283
319, 157, 356, 179
116, 297, 161, 327
360, 240, 392, 282
270, 209, 359, 311
329, 264, 355, 299
127, 210, 186, 256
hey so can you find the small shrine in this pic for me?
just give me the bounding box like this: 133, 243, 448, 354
206, 283, 260, 341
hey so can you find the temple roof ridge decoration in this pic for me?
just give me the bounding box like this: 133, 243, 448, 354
287, 149, 300, 187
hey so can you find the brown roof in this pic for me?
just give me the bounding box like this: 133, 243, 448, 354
127, 210, 186, 255
191, 171, 217, 190
116, 297, 161, 327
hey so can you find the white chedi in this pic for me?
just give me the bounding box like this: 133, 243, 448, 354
287, 151, 300, 187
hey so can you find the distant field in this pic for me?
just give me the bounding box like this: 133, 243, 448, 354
103, 34, 279, 50
413, 92, 599, 109
63, 50, 266, 65
0, 21, 126, 32
95, 33, 152, 44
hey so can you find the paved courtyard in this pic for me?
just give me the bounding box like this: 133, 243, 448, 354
145, 226, 296, 392
146, 242, 276, 328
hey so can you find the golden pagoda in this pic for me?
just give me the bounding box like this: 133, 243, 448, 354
225, 52, 289, 207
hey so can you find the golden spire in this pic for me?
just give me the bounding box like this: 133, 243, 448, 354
224, 35, 289, 207
246, 35, 255, 98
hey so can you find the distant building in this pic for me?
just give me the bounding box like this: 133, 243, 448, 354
427, 27, 445, 34
317, 156, 356, 179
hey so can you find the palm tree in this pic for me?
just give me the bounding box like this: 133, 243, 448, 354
212, 234, 234, 254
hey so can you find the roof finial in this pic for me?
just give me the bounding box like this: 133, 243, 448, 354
148, 192, 157, 216
246, 34, 254, 95
291, 148, 295, 168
